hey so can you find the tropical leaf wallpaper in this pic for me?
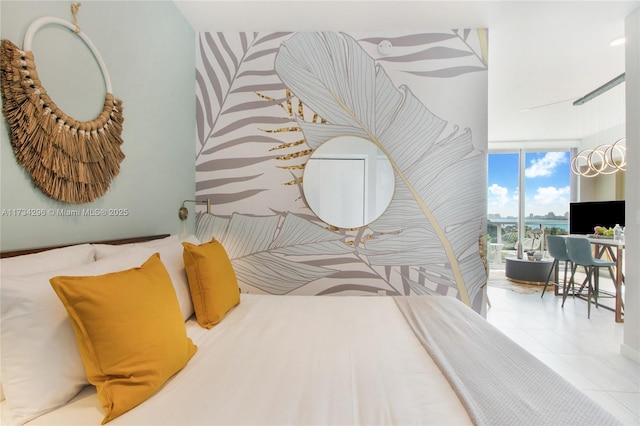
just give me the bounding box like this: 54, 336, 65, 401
195, 30, 488, 312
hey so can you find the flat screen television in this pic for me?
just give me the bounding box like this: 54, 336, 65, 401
569, 200, 625, 235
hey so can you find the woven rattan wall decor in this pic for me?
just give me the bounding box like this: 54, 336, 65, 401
0, 12, 124, 204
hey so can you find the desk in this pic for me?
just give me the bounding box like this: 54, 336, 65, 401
505, 257, 554, 284
586, 237, 625, 323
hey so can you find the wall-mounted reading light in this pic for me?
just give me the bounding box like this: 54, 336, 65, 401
178, 199, 211, 220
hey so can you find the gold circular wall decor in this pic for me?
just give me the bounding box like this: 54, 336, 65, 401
0, 17, 124, 204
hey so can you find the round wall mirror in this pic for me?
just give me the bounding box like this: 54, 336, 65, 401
303, 135, 395, 228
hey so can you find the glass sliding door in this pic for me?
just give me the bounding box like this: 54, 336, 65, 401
487, 152, 520, 263
488, 150, 570, 264
523, 151, 570, 255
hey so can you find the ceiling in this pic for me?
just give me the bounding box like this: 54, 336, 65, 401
174, 0, 639, 145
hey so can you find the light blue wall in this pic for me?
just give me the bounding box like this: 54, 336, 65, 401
0, 1, 195, 251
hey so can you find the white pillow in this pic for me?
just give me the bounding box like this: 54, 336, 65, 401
0, 244, 97, 405
92, 234, 179, 259
0, 246, 154, 426
0, 244, 96, 276
93, 234, 199, 321
152, 235, 199, 321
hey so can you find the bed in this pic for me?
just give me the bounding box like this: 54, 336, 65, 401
0, 234, 622, 425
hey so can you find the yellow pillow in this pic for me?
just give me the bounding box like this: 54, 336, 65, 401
182, 238, 240, 328
50, 253, 197, 424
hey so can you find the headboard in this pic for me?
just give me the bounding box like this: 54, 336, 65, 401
0, 234, 171, 259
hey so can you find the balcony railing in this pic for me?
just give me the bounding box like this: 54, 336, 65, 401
487, 218, 569, 264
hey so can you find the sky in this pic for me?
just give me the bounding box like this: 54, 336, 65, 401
487, 151, 570, 218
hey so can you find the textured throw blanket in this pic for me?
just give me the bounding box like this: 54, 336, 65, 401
393, 296, 623, 426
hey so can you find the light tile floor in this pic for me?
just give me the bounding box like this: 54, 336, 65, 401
486, 266, 640, 425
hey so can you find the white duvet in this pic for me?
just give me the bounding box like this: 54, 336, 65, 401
21, 295, 471, 425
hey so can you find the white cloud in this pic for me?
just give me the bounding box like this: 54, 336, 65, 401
488, 184, 518, 216
533, 186, 570, 205
525, 152, 568, 178
488, 183, 571, 217
525, 185, 570, 216
488, 183, 509, 203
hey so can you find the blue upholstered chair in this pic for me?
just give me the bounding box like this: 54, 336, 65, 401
541, 235, 571, 298
564, 236, 616, 318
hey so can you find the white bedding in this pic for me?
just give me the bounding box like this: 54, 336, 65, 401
21, 294, 471, 425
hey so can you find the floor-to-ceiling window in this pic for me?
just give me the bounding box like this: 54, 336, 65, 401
487, 152, 519, 262
523, 151, 571, 252
487, 149, 570, 263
